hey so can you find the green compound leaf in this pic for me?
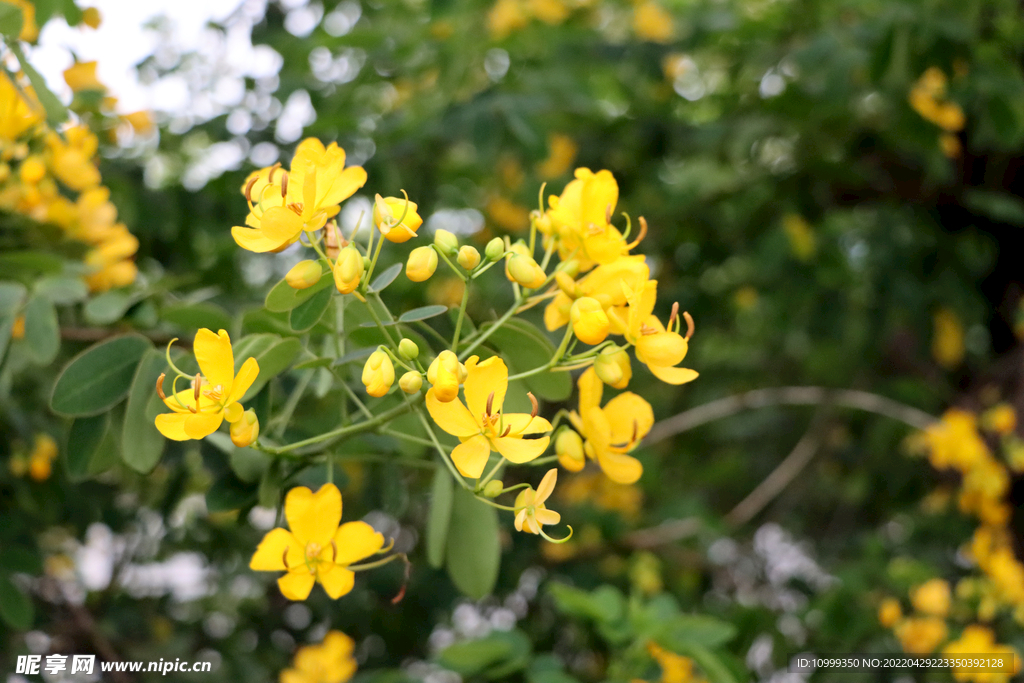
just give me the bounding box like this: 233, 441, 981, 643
50, 335, 151, 417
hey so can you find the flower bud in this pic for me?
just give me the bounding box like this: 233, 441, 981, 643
507, 254, 547, 289
82, 7, 102, 28
434, 229, 459, 255
406, 246, 438, 282
485, 237, 505, 261
373, 193, 423, 243
533, 210, 553, 234
19, 156, 46, 184
559, 259, 580, 278
457, 245, 481, 270
426, 350, 461, 402
362, 350, 395, 397
333, 246, 364, 294
555, 429, 586, 472
399, 338, 420, 360
285, 259, 322, 289
554, 271, 578, 298
482, 480, 504, 498
570, 297, 610, 345
399, 371, 423, 394
594, 347, 632, 389
230, 409, 260, 447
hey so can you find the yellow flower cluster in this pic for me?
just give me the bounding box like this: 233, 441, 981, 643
909, 68, 966, 158
0, 73, 139, 292
487, 0, 580, 40
8, 433, 58, 482
630, 642, 707, 683
280, 630, 357, 683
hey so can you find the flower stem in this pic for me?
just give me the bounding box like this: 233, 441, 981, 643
451, 279, 471, 350
459, 295, 524, 361
507, 325, 574, 381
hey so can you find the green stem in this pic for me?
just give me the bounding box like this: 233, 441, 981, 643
364, 297, 398, 347
348, 553, 406, 572
415, 406, 471, 490
507, 325, 574, 381
459, 295, 524, 361
271, 369, 315, 438
476, 457, 505, 491
433, 245, 467, 281
528, 455, 559, 466
451, 279, 471, 349
362, 230, 387, 289
474, 496, 516, 511
264, 396, 421, 454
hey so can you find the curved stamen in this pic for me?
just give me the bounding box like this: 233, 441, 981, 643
164, 339, 192, 378
683, 311, 695, 340
486, 391, 495, 417
330, 540, 337, 564
244, 176, 258, 203
282, 547, 291, 570
668, 302, 679, 331
538, 524, 574, 544
155, 373, 167, 401
193, 374, 202, 405
527, 392, 539, 420
626, 216, 648, 249
280, 171, 289, 199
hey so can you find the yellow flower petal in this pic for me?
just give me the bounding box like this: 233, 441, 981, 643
193, 328, 235, 390
648, 365, 699, 385
636, 330, 688, 368
183, 411, 223, 439
464, 355, 509, 418
604, 392, 654, 444
502, 413, 553, 435
535, 468, 557, 504
229, 357, 260, 403
231, 225, 287, 253
249, 528, 299, 571
534, 508, 561, 526
452, 434, 491, 478
279, 669, 309, 683
578, 368, 603, 413
278, 571, 316, 601
426, 389, 479, 437
493, 434, 550, 464
155, 413, 190, 440
317, 565, 356, 599
285, 484, 342, 545
332, 522, 385, 565
323, 631, 356, 658
597, 450, 643, 484
321, 166, 368, 207
259, 205, 305, 243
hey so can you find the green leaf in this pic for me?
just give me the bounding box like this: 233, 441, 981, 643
426, 468, 454, 569
963, 189, 1024, 226
445, 486, 500, 599
34, 275, 88, 305
369, 263, 403, 292
65, 414, 108, 481
233, 335, 303, 402
0, 251, 63, 277
83, 290, 135, 325
548, 583, 625, 624
667, 644, 740, 683
334, 347, 375, 366
290, 286, 332, 332
161, 302, 233, 333
230, 445, 271, 483
206, 471, 256, 512
50, 335, 151, 417
0, 548, 42, 575
398, 305, 449, 323
0, 575, 33, 631
0, 281, 27, 361
0, 2, 24, 37
23, 295, 60, 366
265, 267, 333, 312
484, 318, 572, 401
658, 615, 738, 650
258, 461, 284, 509
121, 349, 168, 473
293, 357, 334, 370
10, 43, 68, 129
437, 630, 530, 677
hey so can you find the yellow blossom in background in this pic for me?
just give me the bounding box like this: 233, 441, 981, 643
733, 286, 758, 311
426, 356, 551, 477
280, 630, 357, 683
487, 195, 531, 232
911, 578, 951, 617
918, 409, 989, 472
0, 74, 42, 140
122, 110, 154, 135
514, 468, 561, 534
555, 428, 586, 472
557, 469, 644, 519
63, 61, 105, 93
250, 484, 385, 601
782, 214, 816, 261
154, 329, 260, 441
895, 616, 948, 654
81, 6, 102, 29
27, 434, 58, 482
47, 126, 101, 191
942, 625, 1020, 683
10, 315, 25, 339
528, 0, 571, 24
488, 0, 530, 39
932, 308, 965, 369
0, 0, 38, 41
647, 643, 702, 683
878, 597, 902, 628
633, 1, 674, 43
537, 133, 578, 179
940, 133, 962, 158
910, 68, 966, 133
980, 404, 1015, 435
570, 368, 653, 484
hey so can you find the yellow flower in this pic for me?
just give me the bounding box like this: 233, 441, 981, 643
28, 434, 58, 482
10, 315, 25, 340
333, 246, 364, 294
47, 127, 101, 191
933, 308, 965, 369
373, 194, 422, 243
426, 350, 465, 403
570, 297, 610, 345
0, 74, 42, 141
981, 404, 1016, 435
911, 578, 951, 617
457, 245, 481, 270
514, 468, 561, 534
487, 195, 530, 232
230, 409, 260, 448
399, 371, 423, 394
250, 484, 385, 600
625, 282, 699, 385
63, 62, 105, 93
281, 630, 357, 683
286, 260, 323, 289
555, 428, 585, 472
647, 642, 698, 683
507, 253, 547, 289
940, 133, 962, 159
544, 256, 650, 334
878, 597, 902, 628
82, 7, 102, 29
488, 0, 530, 39
537, 133, 578, 179
569, 368, 653, 484
896, 616, 947, 655
154, 329, 260, 441
232, 139, 367, 253
406, 246, 438, 282
362, 349, 395, 397
633, 1, 674, 43
782, 214, 816, 261
942, 625, 1020, 683
593, 347, 632, 389
426, 356, 552, 478
543, 168, 633, 272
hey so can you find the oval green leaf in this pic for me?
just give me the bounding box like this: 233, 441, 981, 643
264, 265, 333, 312
121, 349, 168, 473
445, 486, 500, 600
23, 295, 60, 366
369, 263, 403, 292
398, 305, 449, 323
289, 286, 332, 332
426, 468, 454, 569
83, 290, 135, 326
65, 414, 109, 481
161, 302, 233, 333
50, 335, 152, 417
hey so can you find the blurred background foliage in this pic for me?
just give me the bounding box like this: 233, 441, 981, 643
4, 0, 1024, 680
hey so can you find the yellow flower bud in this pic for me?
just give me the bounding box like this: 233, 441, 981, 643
333, 246, 364, 294
878, 598, 902, 629
570, 297, 610, 345
19, 156, 46, 184
434, 229, 459, 255
482, 480, 504, 497
373, 194, 423, 243
457, 245, 481, 270
636, 330, 687, 368
27, 434, 58, 482
82, 7, 102, 28
555, 429, 586, 472
11, 315, 25, 340
560, 259, 580, 278
426, 350, 461, 402
230, 409, 260, 448
485, 237, 505, 261
362, 349, 395, 397
399, 371, 423, 394
554, 271, 578, 298
594, 347, 632, 389
285, 260, 322, 289
406, 246, 438, 282
398, 338, 420, 360
507, 254, 547, 289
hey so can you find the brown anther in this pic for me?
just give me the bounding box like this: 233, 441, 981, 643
605, 204, 613, 225
193, 373, 202, 404
280, 171, 289, 199
631, 419, 638, 444
244, 176, 258, 203
640, 324, 658, 336
486, 391, 495, 416
527, 392, 539, 419
267, 162, 281, 182
627, 217, 648, 249
155, 373, 167, 400
668, 301, 679, 329
331, 540, 337, 563
282, 547, 290, 570
683, 311, 695, 340
288, 202, 303, 214
500, 425, 512, 438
